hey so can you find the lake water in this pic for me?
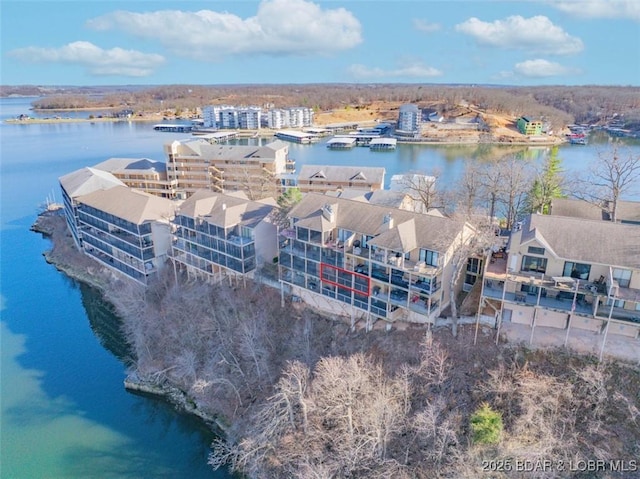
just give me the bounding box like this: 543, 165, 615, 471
1, 96, 638, 478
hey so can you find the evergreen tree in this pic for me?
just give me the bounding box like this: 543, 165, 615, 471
525, 146, 564, 214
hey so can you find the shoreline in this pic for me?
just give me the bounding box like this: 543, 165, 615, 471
31, 209, 231, 439
5, 116, 566, 146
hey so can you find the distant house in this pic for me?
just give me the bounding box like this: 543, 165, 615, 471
517, 117, 543, 135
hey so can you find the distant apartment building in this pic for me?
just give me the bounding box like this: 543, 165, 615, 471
59, 167, 127, 249
267, 107, 314, 129
296, 165, 385, 194
73, 186, 175, 284
92, 157, 178, 199
480, 213, 640, 347
171, 190, 278, 279
516, 117, 543, 136
396, 104, 422, 137
279, 193, 475, 326
165, 138, 293, 199
202, 105, 261, 129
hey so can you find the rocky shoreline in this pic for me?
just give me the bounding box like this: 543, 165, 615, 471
31, 208, 231, 440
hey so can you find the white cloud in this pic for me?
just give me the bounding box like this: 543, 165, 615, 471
8, 41, 165, 77
514, 58, 580, 77
548, 0, 640, 21
348, 62, 443, 80
455, 15, 583, 55
413, 18, 441, 33
86, 0, 362, 60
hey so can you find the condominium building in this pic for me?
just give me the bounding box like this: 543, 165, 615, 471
279, 193, 475, 327
480, 213, 640, 346
59, 167, 126, 249
397, 104, 422, 137
202, 105, 262, 129
165, 139, 292, 199
92, 157, 178, 199
73, 186, 176, 284
296, 165, 385, 194
171, 190, 278, 279
267, 107, 314, 129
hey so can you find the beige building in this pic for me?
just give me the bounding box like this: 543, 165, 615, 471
296, 165, 385, 194
279, 193, 475, 328
93, 157, 178, 199
480, 213, 640, 347
171, 190, 278, 280
73, 185, 176, 284
164, 139, 292, 199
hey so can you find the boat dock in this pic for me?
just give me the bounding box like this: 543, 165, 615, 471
326, 137, 357, 149
369, 138, 397, 150
192, 131, 239, 143
153, 124, 194, 132
275, 130, 319, 144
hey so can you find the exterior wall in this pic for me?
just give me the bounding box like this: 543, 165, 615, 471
151, 222, 172, 268
60, 185, 82, 249
535, 309, 568, 329
510, 304, 534, 325
254, 219, 278, 266
570, 315, 604, 332
607, 320, 640, 338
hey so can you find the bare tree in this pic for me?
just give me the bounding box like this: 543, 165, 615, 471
572, 144, 640, 222
393, 170, 444, 213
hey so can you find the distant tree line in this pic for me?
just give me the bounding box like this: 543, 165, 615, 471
4, 84, 638, 130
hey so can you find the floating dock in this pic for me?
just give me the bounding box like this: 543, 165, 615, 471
326, 137, 357, 149
275, 130, 319, 144
153, 124, 193, 132
369, 138, 397, 150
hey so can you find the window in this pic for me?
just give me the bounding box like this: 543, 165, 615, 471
522, 255, 547, 273
563, 262, 591, 280
419, 249, 439, 267
612, 268, 631, 288
527, 246, 545, 255
467, 257, 481, 274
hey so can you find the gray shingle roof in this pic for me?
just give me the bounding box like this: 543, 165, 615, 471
59, 167, 126, 198
76, 186, 175, 224
167, 139, 286, 162
176, 189, 274, 228
289, 193, 467, 253
92, 157, 166, 174
521, 213, 640, 269
298, 165, 385, 185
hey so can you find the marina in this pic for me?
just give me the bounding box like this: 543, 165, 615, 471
369, 137, 397, 150
153, 123, 194, 132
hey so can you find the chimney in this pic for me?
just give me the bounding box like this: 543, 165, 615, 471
383, 213, 394, 229
322, 203, 336, 223
222, 203, 227, 210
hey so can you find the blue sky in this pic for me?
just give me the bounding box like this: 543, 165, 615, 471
1, 0, 639, 86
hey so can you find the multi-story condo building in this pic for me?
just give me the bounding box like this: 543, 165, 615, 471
397, 104, 422, 137
296, 165, 385, 194
480, 213, 640, 347
279, 193, 475, 327
73, 185, 176, 284
165, 139, 292, 199
171, 190, 278, 279
202, 106, 262, 129
267, 107, 314, 129
59, 167, 126, 249
92, 157, 178, 199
